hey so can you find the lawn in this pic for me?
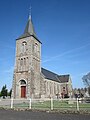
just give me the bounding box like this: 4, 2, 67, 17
12, 100, 90, 111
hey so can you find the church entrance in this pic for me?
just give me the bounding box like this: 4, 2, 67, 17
21, 86, 26, 98
20, 80, 26, 98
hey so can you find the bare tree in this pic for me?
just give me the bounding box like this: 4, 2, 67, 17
82, 72, 90, 87
82, 72, 90, 95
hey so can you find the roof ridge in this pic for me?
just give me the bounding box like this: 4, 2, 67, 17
41, 67, 58, 76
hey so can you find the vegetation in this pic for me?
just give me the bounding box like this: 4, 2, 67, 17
0, 92, 1, 97
12, 100, 90, 111
82, 72, 90, 95
0, 85, 8, 98
73, 88, 86, 98
8, 89, 12, 98
0, 85, 12, 98
82, 72, 90, 87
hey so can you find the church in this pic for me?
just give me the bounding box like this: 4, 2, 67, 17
12, 14, 72, 99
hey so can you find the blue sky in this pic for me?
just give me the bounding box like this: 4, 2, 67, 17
0, 0, 90, 90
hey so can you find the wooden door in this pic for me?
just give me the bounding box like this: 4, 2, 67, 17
21, 86, 26, 98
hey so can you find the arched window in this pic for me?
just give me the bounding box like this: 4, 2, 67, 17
24, 58, 26, 65
20, 80, 26, 85
34, 43, 38, 53
20, 58, 23, 66
22, 41, 27, 53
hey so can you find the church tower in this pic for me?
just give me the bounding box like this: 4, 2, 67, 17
12, 15, 41, 99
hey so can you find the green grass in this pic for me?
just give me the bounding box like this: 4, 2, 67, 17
53, 100, 77, 110
14, 102, 29, 108
32, 101, 51, 109
79, 103, 90, 110
13, 101, 51, 109
1, 100, 90, 111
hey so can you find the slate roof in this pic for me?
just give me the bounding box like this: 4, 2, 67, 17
58, 75, 70, 83
41, 68, 70, 83
41, 68, 60, 82
16, 17, 41, 43
24, 17, 36, 36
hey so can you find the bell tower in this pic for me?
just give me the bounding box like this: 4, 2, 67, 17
12, 15, 41, 98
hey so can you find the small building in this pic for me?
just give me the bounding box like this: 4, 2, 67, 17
12, 15, 72, 99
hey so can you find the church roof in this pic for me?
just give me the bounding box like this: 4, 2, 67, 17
24, 17, 36, 36
41, 68, 60, 82
41, 68, 70, 83
58, 75, 70, 83
16, 16, 41, 43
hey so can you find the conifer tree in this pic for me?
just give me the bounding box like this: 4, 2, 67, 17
1, 85, 8, 98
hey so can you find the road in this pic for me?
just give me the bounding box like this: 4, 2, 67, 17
0, 109, 90, 120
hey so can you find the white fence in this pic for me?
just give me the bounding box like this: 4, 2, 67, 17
0, 98, 90, 111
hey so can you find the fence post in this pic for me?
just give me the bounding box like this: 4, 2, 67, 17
76, 97, 79, 111
51, 97, 53, 110
29, 98, 31, 109
11, 97, 13, 109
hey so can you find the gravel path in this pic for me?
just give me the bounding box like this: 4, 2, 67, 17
0, 109, 90, 120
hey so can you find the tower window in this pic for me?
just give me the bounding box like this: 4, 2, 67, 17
21, 41, 27, 53
24, 58, 26, 65
20, 58, 23, 66
34, 43, 38, 53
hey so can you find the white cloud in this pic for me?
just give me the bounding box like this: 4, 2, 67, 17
42, 42, 90, 63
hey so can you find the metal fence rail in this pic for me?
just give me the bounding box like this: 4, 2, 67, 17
0, 98, 90, 111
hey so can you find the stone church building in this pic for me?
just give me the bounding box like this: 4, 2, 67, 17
12, 15, 72, 99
